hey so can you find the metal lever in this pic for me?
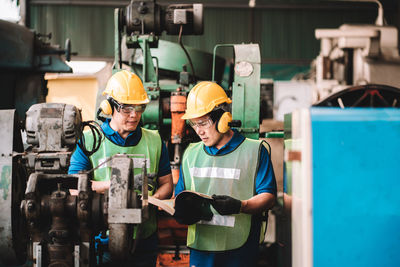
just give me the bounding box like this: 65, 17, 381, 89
228, 120, 242, 128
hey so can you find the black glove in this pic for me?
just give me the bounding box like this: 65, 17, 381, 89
211, 195, 242, 215
174, 192, 213, 225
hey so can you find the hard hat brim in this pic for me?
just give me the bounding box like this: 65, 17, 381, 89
118, 98, 150, 105
181, 97, 232, 120
181, 111, 207, 120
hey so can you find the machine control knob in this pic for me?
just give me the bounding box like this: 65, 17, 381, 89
228, 120, 242, 128
138, 2, 148, 14
27, 201, 35, 212
133, 18, 141, 26
79, 202, 87, 211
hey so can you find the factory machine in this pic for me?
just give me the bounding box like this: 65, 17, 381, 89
0, 3, 169, 265
281, 2, 400, 267
0, 102, 154, 266
0, 19, 95, 266
107, 0, 264, 184
0, 19, 73, 119
309, 0, 400, 108
0, 0, 267, 266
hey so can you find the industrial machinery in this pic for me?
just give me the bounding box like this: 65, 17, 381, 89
280, 2, 400, 267
109, 0, 263, 184
0, 18, 93, 266
0, 19, 74, 119
0, 102, 153, 266
312, 0, 400, 106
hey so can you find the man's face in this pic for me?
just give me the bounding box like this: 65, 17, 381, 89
189, 115, 224, 147
111, 103, 146, 134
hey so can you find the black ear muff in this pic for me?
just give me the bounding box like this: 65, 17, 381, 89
99, 99, 113, 115
217, 112, 232, 133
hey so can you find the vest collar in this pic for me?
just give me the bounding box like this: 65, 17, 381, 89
204, 129, 245, 156
102, 119, 142, 146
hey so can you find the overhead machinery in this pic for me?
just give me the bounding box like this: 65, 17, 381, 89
107, 0, 264, 184
282, 2, 400, 267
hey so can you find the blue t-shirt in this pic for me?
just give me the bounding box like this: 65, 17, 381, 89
175, 129, 277, 267
68, 119, 171, 177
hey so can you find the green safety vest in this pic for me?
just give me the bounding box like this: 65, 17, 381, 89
84, 127, 162, 238
181, 138, 264, 251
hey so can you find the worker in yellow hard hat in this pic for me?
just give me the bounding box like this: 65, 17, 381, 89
174, 81, 277, 267
69, 70, 173, 266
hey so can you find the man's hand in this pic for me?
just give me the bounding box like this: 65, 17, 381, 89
211, 195, 242, 215
154, 173, 173, 200
174, 192, 213, 225
91, 180, 110, 194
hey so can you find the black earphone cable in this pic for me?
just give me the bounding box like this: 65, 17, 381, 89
78, 120, 103, 157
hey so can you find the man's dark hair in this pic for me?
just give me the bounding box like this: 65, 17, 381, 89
108, 97, 119, 115
209, 107, 226, 123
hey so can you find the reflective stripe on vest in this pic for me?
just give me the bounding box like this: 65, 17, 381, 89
181, 138, 262, 251
84, 127, 162, 238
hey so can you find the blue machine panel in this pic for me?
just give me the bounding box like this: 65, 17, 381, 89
311, 107, 400, 267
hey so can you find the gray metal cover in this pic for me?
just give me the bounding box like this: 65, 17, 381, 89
0, 110, 27, 265
25, 103, 82, 151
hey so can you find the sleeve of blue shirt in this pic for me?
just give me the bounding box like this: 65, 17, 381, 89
158, 141, 172, 177
255, 144, 277, 195
69, 140, 171, 177
68, 144, 91, 174
174, 165, 185, 195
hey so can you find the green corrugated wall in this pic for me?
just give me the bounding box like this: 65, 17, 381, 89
29, 0, 398, 78
30, 5, 115, 58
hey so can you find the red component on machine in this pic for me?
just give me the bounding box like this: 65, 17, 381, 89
170, 91, 187, 185
170, 91, 187, 144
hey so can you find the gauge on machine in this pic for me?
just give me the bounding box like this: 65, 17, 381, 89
234, 61, 253, 77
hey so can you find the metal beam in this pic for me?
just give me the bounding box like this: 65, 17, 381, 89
204, 2, 379, 11
29, 0, 386, 11
30, 0, 129, 7
262, 58, 312, 65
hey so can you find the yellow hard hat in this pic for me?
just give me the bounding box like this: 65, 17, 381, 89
103, 70, 149, 105
181, 81, 232, 120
